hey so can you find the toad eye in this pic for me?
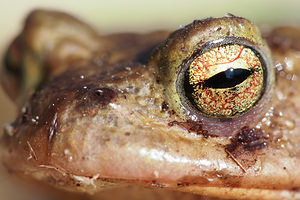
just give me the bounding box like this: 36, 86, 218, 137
185, 44, 265, 118
150, 16, 275, 136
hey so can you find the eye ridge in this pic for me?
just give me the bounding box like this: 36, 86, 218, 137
203, 68, 253, 89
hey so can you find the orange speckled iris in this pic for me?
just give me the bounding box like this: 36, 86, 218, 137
188, 44, 264, 117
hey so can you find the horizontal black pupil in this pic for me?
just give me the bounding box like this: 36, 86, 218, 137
203, 68, 252, 89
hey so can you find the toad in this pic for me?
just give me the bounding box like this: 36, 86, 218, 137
1, 9, 300, 200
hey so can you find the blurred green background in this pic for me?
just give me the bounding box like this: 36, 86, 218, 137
0, 0, 299, 199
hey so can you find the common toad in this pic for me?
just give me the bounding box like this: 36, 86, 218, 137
2, 10, 300, 200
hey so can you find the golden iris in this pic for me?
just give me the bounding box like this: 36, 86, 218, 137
187, 44, 264, 118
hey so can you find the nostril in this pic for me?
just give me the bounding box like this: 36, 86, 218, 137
74, 87, 118, 114
94, 88, 118, 106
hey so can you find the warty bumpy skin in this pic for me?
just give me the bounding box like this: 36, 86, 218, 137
1, 10, 300, 200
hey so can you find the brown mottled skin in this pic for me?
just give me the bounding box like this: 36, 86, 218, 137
1, 10, 300, 200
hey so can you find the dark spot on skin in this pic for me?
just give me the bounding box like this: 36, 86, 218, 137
168, 110, 176, 115
225, 126, 268, 171
283, 167, 287, 170
227, 127, 267, 152
217, 27, 222, 31
168, 120, 209, 136
76, 183, 81, 187
161, 101, 169, 112
125, 132, 131, 136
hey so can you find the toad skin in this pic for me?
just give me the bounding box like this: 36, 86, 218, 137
2, 10, 300, 200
